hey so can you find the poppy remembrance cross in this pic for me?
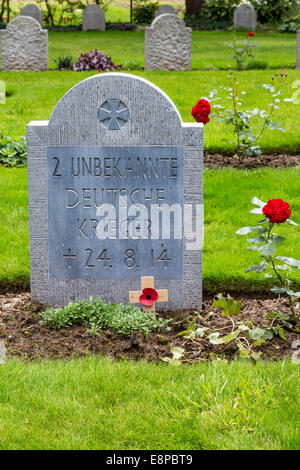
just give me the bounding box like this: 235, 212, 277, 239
129, 276, 168, 317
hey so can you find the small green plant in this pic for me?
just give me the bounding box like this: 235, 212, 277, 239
162, 347, 185, 366
246, 59, 268, 70
53, 53, 73, 70
237, 197, 300, 322
173, 293, 294, 362
209, 70, 289, 163
0, 134, 27, 167
40, 297, 171, 336
227, 31, 257, 71
122, 61, 144, 71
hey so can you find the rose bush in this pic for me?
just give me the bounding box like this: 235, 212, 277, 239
237, 197, 299, 322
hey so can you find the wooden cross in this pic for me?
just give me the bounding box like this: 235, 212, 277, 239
129, 276, 168, 316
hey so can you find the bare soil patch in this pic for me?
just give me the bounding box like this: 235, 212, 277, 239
0, 293, 299, 362
205, 154, 300, 169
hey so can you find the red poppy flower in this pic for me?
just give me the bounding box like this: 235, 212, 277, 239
139, 288, 158, 307
248, 32, 255, 37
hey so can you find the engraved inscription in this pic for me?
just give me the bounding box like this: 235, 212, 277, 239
47, 146, 183, 280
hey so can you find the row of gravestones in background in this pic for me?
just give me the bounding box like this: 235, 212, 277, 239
19, 3, 177, 31
20, 2, 257, 31
0, 13, 189, 71
0, 2, 259, 72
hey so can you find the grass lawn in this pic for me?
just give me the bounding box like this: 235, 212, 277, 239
0, 28, 299, 452
48, 30, 297, 70
0, 357, 299, 450
0, 29, 295, 71
1, 165, 300, 292
0, 31, 300, 291
1, 69, 300, 154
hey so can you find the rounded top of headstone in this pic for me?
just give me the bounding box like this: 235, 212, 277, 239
6, 15, 43, 32
83, 4, 104, 13
20, 4, 43, 25
155, 4, 177, 17
48, 73, 183, 146
150, 13, 187, 29
237, 1, 255, 10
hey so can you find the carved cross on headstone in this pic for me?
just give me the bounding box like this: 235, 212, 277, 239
98, 99, 130, 130
129, 276, 168, 316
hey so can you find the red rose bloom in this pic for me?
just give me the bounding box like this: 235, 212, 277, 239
262, 199, 291, 224
248, 32, 255, 37
191, 99, 211, 125
139, 288, 158, 307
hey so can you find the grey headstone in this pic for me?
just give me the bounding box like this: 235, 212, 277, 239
82, 4, 105, 31
297, 30, 300, 69
234, 2, 256, 30
145, 14, 192, 71
27, 73, 203, 311
0, 16, 48, 71
20, 4, 43, 26
155, 5, 177, 17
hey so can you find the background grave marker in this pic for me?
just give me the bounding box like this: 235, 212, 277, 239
145, 14, 192, 71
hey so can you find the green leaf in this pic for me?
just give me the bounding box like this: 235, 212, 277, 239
287, 219, 298, 226
276, 257, 300, 269
258, 243, 275, 257
286, 290, 300, 297
269, 236, 286, 245
263, 328, 274, 340
276, 326, 287, 341
170, 347, 184, 360
247, 236, 265, 244
208, 330, 240, 344
251, 352, 262, 361
270, 286, 288, 294
236, 225, 262, 235
258, 219, 268, 224
213, 294, 242, 317
250, 208, 263, 215
245, 264, 266, 273
247, 328, 265, 340
253, 338, 266, 346
258, 227, 268, 235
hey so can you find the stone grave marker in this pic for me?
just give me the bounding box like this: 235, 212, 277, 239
145, 14, 192, 70
20, 4, 43, 25
82, 4, 105, 31
155, 5, 177, 17
27, 73, 203, 310
234, 2, 257, 30
0, 16, 48, 71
